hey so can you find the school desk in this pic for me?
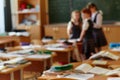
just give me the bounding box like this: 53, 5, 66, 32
38, 50, 120, 80
43, 42, 82, 63
24, 54, 54, 73
6, 45, 74, 63
0, 52, 55, 73
45, 47, 73, 63
0, 62, 31, 80
0, 39, 15, 48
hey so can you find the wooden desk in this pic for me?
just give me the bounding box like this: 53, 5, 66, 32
38, 56, 120, 80
0, 39, 15, 48
24, 54, 53, 73
43, 43, 76, 63
47, 47, 73, 63
6, 41, 82, 63
0, 36, 20, 48
0, 52, 54, 73
9, 45, 74, 64
0, 62, 31, 80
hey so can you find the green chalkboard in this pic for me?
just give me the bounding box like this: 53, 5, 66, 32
49, 0, 120, 23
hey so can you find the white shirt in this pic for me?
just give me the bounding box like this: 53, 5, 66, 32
91, 11, 103, 29
82, 19, 89, 31
67, 21, 72, 32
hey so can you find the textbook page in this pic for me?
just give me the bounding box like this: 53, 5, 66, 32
75, 63, 93, 73
92, 60, 107, 65
108, 78, 120, 80
88, 67, 110, 75
64, 73, 94, 80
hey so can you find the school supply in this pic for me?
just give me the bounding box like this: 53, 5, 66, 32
75, 63, 110, 75
109, 43, 120, 49
108, 78, 120, 80
75, 63, 93, 73
92, 60, 108, 65
50, 64, 73, 72
89, 51, 119, 60
64, 73, 94, 80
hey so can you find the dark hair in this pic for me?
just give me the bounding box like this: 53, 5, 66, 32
81, 8, 91, 16
87, 2, 98, 10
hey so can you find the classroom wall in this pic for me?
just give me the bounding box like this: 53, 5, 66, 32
48, 0, 120, 23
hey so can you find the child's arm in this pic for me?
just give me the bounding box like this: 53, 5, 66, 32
94, 14, 103, 28
78, 19, 89, 41
67, 22, 72, 37
79, 30, 86, 41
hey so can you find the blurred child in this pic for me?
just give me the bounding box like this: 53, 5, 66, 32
78, 8, 95, 59
87, 3, 107, 52
67, 10, 82, 61
67, 10, 81, 39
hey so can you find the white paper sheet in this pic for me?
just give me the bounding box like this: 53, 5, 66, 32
64, 73, 94, 80
108, 78, 120, 80
4, 57, 24, 64
45, 43, 66, 51
21, 45, 41, 49
26, 54, 51, 59
92, 60, 108, 65
0, 53, 24, 58
111, 48, 120, 52
88, 67, 110, 75
75, 63, 93, 73
46, 47, 65, 51
68, 39, 78, 43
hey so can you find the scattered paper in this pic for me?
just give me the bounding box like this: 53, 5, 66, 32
21, 45, 41, 49
0, 66, 6, 71
88, 67, 110, 75
4, 57, 24, 64
108, 77, 120, 80
92, 60, 107, 65
112, 47, 120, 52
64, 73, 94, 80
45, 43, 66, 51
75, 63, 93, 73
68, 39, 78, 43
26, 54, 51, 59
89, 51, 119, 60
46, 47, 65, 51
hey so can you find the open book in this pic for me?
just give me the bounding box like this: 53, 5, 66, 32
64, 73, 94, 80
3, 57, 27, 65
89, 51, 119, 60
105, 68, 120, 76
88, 66, 110, 75
75, 63, 110, 75
92, 60, 108, 65
108, 78, 120, 80
0, 66, 6, 71
75, 63, 93, 73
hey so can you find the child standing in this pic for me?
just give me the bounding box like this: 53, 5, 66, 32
78, 8, 95, 59
67, 10, 81, 39
87, 3, 107, 52
67, 10, 82, 61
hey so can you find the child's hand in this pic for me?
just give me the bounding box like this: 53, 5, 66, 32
77, 38, 81, 42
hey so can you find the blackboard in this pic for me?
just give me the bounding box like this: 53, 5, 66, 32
48, 0, 120, 23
